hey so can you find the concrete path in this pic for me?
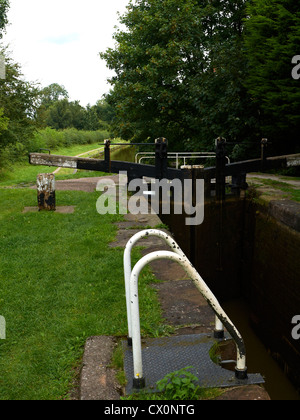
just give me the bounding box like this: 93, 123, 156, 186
247, 173, 300, 189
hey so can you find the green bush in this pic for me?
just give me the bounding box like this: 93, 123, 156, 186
0, 142, 27, 170
31, 127, 110, 151
0, 128, 111, 169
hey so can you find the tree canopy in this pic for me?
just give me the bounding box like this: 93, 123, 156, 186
100, 0, 259, 154
101, 0, 299, 156
0, 0, 9, 37
0, 49, 40, 147
243, 0, 300, 154
35, 84, 115, 131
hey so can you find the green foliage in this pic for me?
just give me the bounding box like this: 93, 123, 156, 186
45, 99, 86, 130
243, 0, 300, 154
0, 106, 8, 133
0, 49, 40, 148
156, 366, 200, 400
35, 84, 115, 132
0, 127, 110, 172
31, 127, 110, 150
39, 83, 69, 107
0, 0, 9, 37
101, 0, 258, 154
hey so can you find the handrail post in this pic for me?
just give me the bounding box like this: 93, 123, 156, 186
124, 229, 186, 346
124, 229, 225, 346
130, 251, 247, 389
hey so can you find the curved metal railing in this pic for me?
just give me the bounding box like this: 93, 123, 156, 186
127, 249, 248, 389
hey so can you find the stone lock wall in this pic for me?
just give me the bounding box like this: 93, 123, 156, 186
249, 202, 300, 390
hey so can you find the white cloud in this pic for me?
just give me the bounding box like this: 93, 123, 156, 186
3, 0, 129, 106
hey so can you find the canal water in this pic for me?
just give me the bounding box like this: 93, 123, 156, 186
110, 146, 137, 163
223, 299, 300, 400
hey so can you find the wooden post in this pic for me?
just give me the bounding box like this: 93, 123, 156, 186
37, 174, 56, 211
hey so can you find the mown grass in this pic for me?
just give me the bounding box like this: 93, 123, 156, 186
0, 139, 129, 187
0, 142, 103, 187
0, 188, 162, 400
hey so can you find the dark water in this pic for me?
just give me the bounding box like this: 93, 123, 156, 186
110, 146, 137, 163
223, 299, 300, 400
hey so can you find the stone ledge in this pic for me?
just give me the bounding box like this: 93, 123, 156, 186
269, 200, 300, 232
80, 336, 120, 401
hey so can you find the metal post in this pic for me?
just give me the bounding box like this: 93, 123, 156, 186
215, 137, 227, 202
104, 139, 111, 173
130, 251, 247, 389
155, 137, 168, 181
231, 173, 247, 197
37, 174, 56, 211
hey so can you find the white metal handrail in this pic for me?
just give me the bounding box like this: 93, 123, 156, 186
129, 251, 248, 389
124, 229, 186, 343
124, 230, 225, 345
135, 152, 217, 169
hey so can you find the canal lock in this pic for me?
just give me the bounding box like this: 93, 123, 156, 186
159, 195, 300, 400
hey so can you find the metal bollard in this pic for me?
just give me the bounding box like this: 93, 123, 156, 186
37, 174, 56, 211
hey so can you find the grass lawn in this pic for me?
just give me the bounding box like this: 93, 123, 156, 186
0, 140, 131, 187
0, 142, 109, 187
0, 187, 162, 400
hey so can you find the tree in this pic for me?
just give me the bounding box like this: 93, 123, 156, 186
0, 0, 9, 38
45, 99, 87, 130
100, 0, 259, 155
39, 83, 69, 107
94, 99, 115, 124
35, 83, 69, 127
84, 104, 101, 131
0, 107, 9, 134
0, 49, 39, 148
243, 0, 300, 154
45, 99, 73, 130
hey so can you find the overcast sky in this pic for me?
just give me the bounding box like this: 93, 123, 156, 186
3, 0, 129, 107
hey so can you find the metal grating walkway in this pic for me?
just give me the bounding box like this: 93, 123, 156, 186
124, 334, 265, 395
